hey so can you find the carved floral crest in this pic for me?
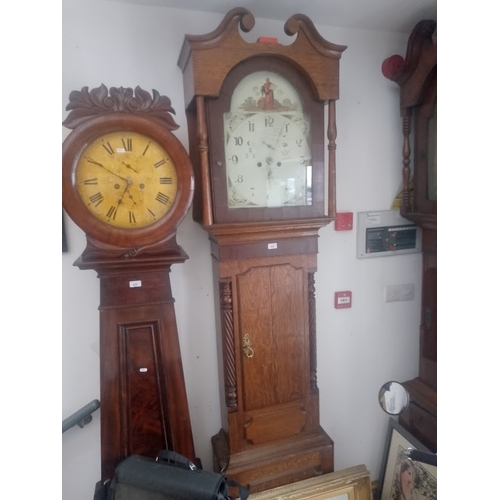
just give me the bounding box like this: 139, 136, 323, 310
62, 84, 179, 130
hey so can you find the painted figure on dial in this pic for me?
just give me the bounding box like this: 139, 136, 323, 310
260, 78, 274, 110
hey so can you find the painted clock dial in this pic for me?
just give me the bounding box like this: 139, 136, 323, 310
75, 131, 178, 229
223, 71, 312, 209
63, 108, 194, 249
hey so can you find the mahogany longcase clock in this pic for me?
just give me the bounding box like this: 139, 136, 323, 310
62, 85, 196, 481
178, 9, 346, 493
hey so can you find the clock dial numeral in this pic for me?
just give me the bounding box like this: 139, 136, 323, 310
89, 192, 104, 207
106, 206, 117, 220
156, 192, 170, 205
265, 117, 274, 127
122, 138, 132, 151
154, 159, 167, 168
76, 131, 178, 229
102, 141, 114, 155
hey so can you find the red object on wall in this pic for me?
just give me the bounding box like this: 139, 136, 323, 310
381, 55, 405, 79
334, 212, 353, 231
334, 291, 352, 309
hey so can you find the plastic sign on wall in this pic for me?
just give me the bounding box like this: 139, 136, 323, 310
356, 211, 422, 259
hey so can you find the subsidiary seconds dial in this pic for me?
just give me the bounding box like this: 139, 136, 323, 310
75, 131, 178, 229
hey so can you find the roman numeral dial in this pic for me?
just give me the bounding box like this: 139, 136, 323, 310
75, 130, 178, 229
222, 70, 312, 209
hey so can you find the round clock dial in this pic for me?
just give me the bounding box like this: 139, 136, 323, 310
223, 70, 312, 209
75, 131, 178, 229
63, 113, 194, 248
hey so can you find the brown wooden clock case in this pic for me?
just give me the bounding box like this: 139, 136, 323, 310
384, 20, 437, 453
178, 9, 346, 494
62, 85, 196, 481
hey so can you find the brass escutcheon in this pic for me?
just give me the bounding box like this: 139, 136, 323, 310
242, 334, 254, 358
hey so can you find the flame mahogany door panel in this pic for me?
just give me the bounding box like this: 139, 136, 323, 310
97, 265, 196, 481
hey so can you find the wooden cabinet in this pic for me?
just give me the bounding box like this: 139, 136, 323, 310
386, 20, 437, 452
209, 228, 334, 493
77, 254, 197, 481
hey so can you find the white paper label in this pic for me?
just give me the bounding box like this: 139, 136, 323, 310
129, 280, 142, 288
268, 243, 278, 250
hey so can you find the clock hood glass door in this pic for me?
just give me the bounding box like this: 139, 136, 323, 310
208, 57, 326, 224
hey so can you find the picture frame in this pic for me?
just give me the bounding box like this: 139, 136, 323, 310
248, 464, 373, 500
377, 419, 437, 500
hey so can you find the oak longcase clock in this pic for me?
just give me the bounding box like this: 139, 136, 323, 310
178, 9, 346, 494
62, 85, 196, 481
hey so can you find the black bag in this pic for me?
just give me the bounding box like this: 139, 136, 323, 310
106, 450, 248, 500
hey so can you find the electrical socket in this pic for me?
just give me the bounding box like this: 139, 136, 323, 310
384, 284, 415, 303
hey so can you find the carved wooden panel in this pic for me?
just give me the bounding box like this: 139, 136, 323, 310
308, 272, 318, 393
220, 279, 238, 409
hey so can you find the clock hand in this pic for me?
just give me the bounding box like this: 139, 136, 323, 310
121, 161, 138, 173
265, 121, 287, 166
273, 122, 286, 149
116, 178, 138, 209
85, 156, 129, 182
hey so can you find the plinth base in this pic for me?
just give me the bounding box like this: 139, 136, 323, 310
212, 428, 334, 496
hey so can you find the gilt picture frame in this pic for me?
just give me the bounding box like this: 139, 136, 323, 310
248, 465, 373, 500
377, 419, 437, 500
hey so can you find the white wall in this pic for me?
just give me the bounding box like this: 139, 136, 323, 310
62, 1, 421, 499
